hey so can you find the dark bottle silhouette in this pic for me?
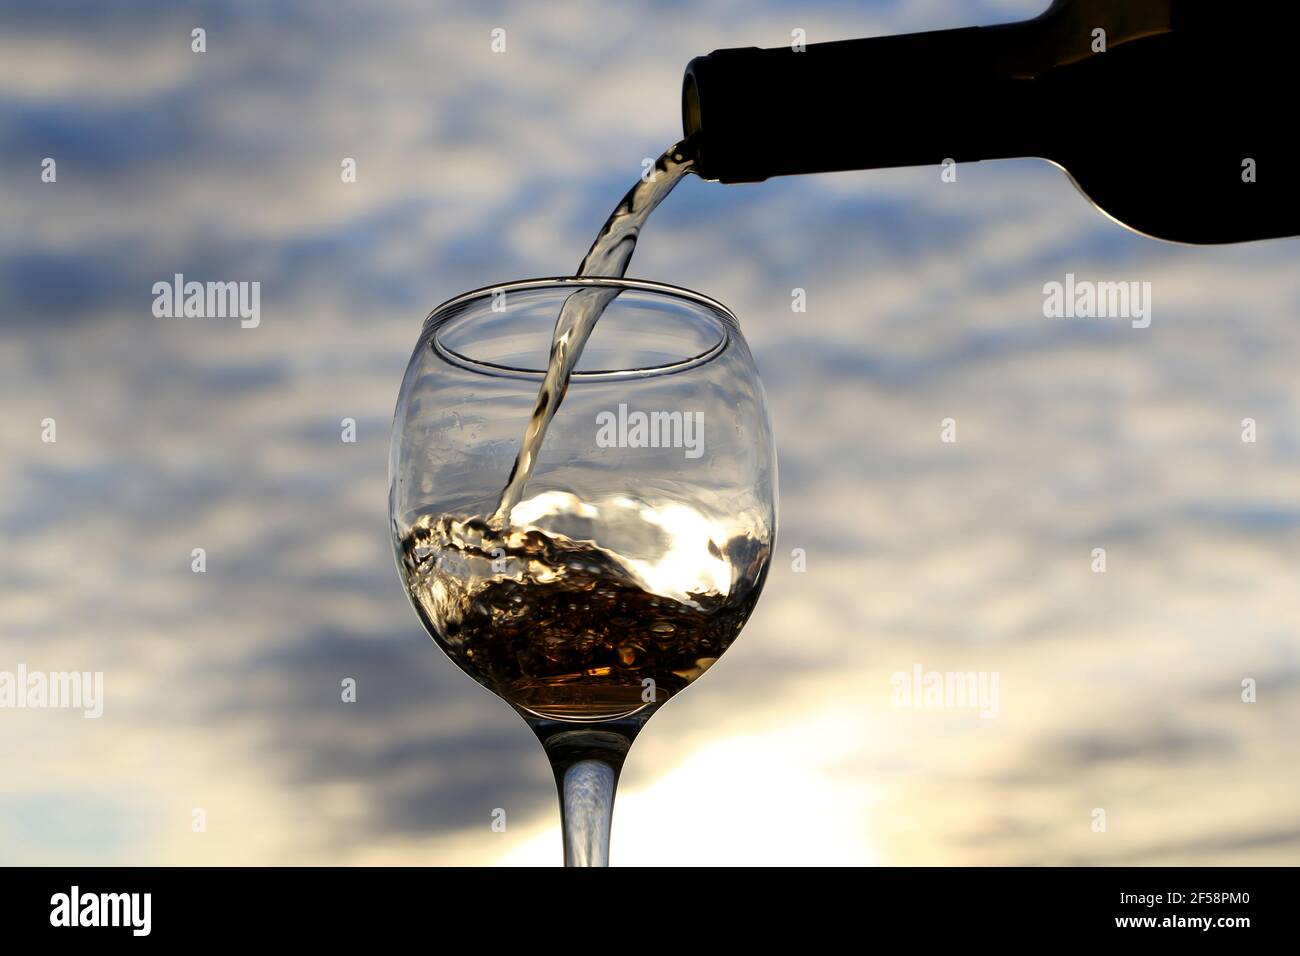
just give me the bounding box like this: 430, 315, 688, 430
683, 0, 1298, 244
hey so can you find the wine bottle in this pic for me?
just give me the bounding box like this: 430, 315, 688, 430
682, 0, 1299, 244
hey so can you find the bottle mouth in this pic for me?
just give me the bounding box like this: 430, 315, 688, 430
681, 60, 713, 180
682, 71, 703, 139
426, 277, 735, 381
680, 50, 768, 183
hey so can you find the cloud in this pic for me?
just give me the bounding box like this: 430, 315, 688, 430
2, 0, 1298, 865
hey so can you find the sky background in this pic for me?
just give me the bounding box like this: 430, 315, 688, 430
2, 0, 1299, 865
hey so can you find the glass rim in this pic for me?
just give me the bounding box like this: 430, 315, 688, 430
424, 277, 739, 381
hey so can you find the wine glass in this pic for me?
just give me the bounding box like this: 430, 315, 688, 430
389, 277, 776, 865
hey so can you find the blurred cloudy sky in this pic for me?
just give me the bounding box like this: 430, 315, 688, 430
2, 0, 1299, 865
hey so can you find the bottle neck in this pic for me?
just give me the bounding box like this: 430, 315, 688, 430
683, 26, 1032, 182
682, 1, 1176, 182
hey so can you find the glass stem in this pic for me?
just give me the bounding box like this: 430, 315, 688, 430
526, 718, 649, 868
560, 759, 618, 866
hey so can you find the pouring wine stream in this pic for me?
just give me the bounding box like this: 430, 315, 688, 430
489, 139, 697, 528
